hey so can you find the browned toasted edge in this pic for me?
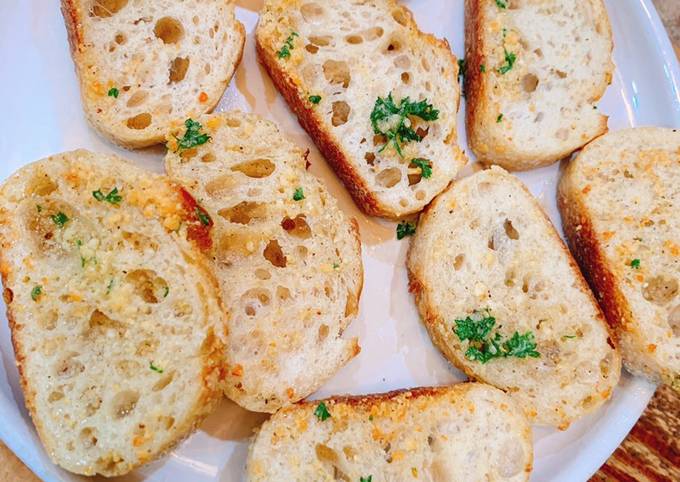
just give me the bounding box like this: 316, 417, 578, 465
0, 154, 226, 476
407, 167, 622, 429
255, 1, 462, 219
464, 0, 613, 170
556, 157, 674, 389
60, 0, 83, 58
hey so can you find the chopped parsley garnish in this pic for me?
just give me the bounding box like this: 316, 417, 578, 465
196, 207, 211, 226
51, 212, 69, 227
495, 0, 508, 8
332, 262, 340, 270
106, 279, 114, 294
31, 285, 42, 301
360, 477, 373, 482
149, 361, 163, 374
457, 58, 466, 80
314, 401, 331, 421
174, 118, 211, 152
498, 49, 517, 74
92, 187, 122, 205
308, 95, 322, 104
454, 311, 540, 363
411, 158, 432, 179
107, 87, 119, 98
630, 259, 641, 269
163, 286, 169, 298
36, 205, 42, 212
277, 31, 298, 59
497, 113, 504, 123
370, 92, 439, 157
480, 64, 486, 73
396, 221, 416, 240
562, 334, 577, 340
293, 187, 305, 201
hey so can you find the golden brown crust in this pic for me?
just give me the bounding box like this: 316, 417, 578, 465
60, 0, 83, 58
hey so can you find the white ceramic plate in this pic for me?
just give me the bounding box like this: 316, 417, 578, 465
0, 0, 678, 480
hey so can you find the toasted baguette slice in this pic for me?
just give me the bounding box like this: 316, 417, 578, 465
255, 0, 465, 218
558, 128, 680, 390
464, 0, 613, 170
407, 167, 621, 428
165, 112, 363, 413
247, 384, 532, 481
61, 0, 245, 148
0, 150, 227, 476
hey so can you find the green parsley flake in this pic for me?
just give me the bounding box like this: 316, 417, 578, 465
163, 286, 170, 298
411, 158, 432, 179
370, 93, 439, 157
277, 32, 299, 59
497, 113, 504, 123
106, 279, 114, 294
36, 205, 42, 212
174, 118, 211, 152
454, 310, 540, 363
93, 187, 122, 205
630, 259, 641, 269
308, 95, 322, 104
293, 187, 305, 201
360, 477, 373, 482
480, 64, 486, 73
107, 87, 119, 98
31, 285, 42, 301
196, 207, 211, 226
562, 334, 577, 340
314, 401, 331, 421
149, 361, 164, 374
332, 262, 340, 270
495, 0, 508, 8
457, 58, 466, 80
498, 49, 517, 74
51, 212, 69, 227
396, 221, 416, 240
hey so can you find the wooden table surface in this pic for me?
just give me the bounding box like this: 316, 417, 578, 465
2, 1, 679, 481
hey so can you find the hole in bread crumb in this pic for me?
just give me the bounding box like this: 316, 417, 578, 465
242, 288, 272, 316
90, 0, 128, 17
399, 198, 408, 207
309, 35, 332, 46
154, 17, 184, 44
669, 305, 680, 336
332, 101, 351, 126
276, 286, 290, 301
281, 215, 312, 238
555, 70, 567, 79
534, 48, 543, 58
301, 2, 324, 21
231, 159, 275, 178
255, 269, 271, 280
201, 152, 216, 163
345, 292, 358, 317
453, 254, 465, 270
169, 57, 190, 83
401, 72, 411, 84
111, 390, 140, 419
204, 63, 211, 74
126, 113, 152, 130
422, 57, 431, 71
643, 275, 678, 305
125, 269, 168, 304
504, 219, 520, 240
392, 8, 409, 25
296, 245, 308, 258
305, 44, 319, 54
318, 324, 329, 341
363, 26, 384, 40
505, 269, 515, 287
219, 201, 266, 225
323, 60, 351, 88
264, 240, 286, 268
55, 353, 85, 378
136, 338, 159, 356
364, 152, 376, 165
386, 39, 402, 52
205, 175, 236, 196
415, 190, 425, 201
522, 276, 530, 293
48, 390, 64, 402
345, 34, 363, 44
80, 428, 98, 448
126, 90, 148, 108
88, 310, 126, 337
114, 33, 126, 44
555, 128, 569, 141
116, 360, 140, 378
522, 73, 539, 93
153, 372, 175, 391
488, 237, 496, 250
376, 168, 402, 188
26, 173, 58, 196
